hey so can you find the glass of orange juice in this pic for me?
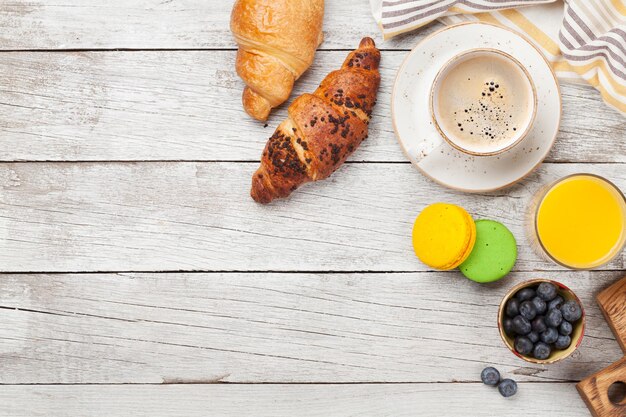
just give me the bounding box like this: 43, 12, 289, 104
534, 174, 626, 269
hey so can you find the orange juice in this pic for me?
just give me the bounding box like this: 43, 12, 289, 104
535, 174, 626, 269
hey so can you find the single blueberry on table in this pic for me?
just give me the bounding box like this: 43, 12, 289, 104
515, 336, 534, 355
559, 320, 573, 336
506, 298, 520, 318
547, 295, 564, 311
498, 379, 518, 397
533, 342, 551, 360
554, 334, 572, 350
516, 288, 536, 302
519, 300, 537, 320
527, 331, 539, 344
512, 315, 532, 335
540, 327, 559, 344
531, 296, 547, 315
532, 316, 547, 333
503, 317, 516, 337
481, 367, 501, 386
537, 282, 558, 301
561, 300, 583, 322
545, 308, 563, 328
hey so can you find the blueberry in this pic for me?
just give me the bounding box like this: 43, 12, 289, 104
515, 336, 534, 355
512, 315, 531, 335
532, 316, 547, 333
527, 331, 539, 344
503, 317, 516, 336
561, 300, 582, 322
537, 282, 558, 301
540, 327, 559, 344
516, 288, 536, 302
519, 300, 537, 320
498, 379, 518, 397
559, 320, 573, 336
533, 342, 551, 360
506, 298, 520, 318
554, 335, 572, 350
545, 308, 563, 328
547, 295, 564, 311
531, 296, 547, 315
481, 367, 501, 386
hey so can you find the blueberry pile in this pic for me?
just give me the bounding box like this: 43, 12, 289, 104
481, 366, 517, 397
503, 282, 582, 360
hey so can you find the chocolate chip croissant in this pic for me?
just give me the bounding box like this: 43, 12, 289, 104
251, 37, 381, 204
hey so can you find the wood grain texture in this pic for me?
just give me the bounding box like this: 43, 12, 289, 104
597, 275, 626, 352
0, 51, 623, 162
578, 276, 626, 417
0, 0, 433, 51
577, 357, 626, 417
0, 1, 622, 414
0, 271, 622, 384
0, 383, 589, 417
0, 162, 624, 273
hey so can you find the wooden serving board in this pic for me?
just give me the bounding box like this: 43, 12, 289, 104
597, 277, 626, 351
577, 275, 626, 417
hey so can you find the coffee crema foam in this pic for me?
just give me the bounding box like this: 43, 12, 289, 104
435, 53, 533, 154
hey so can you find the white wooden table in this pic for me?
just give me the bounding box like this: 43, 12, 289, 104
0, 1, 624, 416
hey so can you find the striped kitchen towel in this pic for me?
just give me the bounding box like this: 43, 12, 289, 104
371, 0, 626, 115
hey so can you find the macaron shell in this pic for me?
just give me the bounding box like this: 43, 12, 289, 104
440, 210, 476, 270
460, 219, 517, 283
412, 203, 476, 270
456, 220, 477, 268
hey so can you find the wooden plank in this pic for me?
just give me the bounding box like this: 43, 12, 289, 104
0, 162, 624, 273
0, 0, 429, 51
597, 275, 626, 352
0, 51, 622, 163
0, 271, 622, 384
0, 383, 589, 417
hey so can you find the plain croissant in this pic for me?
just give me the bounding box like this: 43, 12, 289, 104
251, 37, 381, 204
230, 0, 325, 121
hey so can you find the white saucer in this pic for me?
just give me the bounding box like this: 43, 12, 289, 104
392, 22, 561, 192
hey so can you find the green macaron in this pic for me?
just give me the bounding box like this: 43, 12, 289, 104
459, 219, 517, 283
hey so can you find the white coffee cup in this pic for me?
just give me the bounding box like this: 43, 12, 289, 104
430, 48, 537, 156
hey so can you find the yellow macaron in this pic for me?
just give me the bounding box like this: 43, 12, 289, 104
412, 203, 476, 270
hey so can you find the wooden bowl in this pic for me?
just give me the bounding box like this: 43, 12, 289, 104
498, 279, 585, 364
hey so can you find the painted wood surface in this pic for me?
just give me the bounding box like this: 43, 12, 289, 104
0, 1, 431, 51
0, 162, 624, 272
0, 271, 622, 384
0, 383, 589, 417
0, 1, 624, 416
0, 51, 623, 162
